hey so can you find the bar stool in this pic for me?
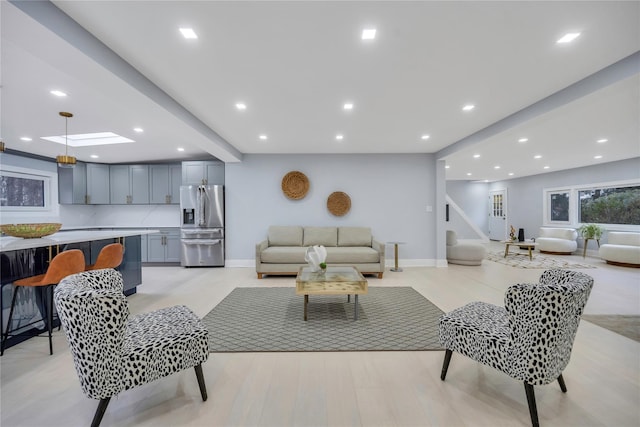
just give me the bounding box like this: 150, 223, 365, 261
1, 249, 85, 356
85, 243, 124, 270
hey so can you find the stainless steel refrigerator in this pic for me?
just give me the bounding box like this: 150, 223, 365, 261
180, 185, 224, 267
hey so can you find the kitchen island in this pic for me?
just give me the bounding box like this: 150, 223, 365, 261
0, 229, 156, 352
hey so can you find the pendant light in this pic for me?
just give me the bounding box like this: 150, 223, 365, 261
56, 111, 76, 168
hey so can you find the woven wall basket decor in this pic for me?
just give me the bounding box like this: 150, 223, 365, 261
327, 191, 351, 216
281, 171, 309, 200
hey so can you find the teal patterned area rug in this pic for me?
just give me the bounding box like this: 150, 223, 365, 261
202, 287, 444, 352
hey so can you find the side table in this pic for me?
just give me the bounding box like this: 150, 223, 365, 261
386, 241, 405, 272
583, 238, 600, 258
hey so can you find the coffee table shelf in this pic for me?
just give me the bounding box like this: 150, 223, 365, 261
296, 266, 368, 320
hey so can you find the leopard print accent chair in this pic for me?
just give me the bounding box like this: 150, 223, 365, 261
439, 269, 593, 427
54, 269, 209, 427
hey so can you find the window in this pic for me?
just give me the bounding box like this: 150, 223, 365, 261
0, 168, 52, 212
544, 180, 640, 229
543, 189, 571, 225
579, 184, 640, 225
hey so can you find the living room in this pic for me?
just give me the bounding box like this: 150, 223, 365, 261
1, 1, 639, 426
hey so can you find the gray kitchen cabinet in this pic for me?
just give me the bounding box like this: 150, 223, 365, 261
149, 164, 181, 204
182, 161, 224, 185
146, 228, 180, 262
58, 161, 87, 204
110, 165, 149, 204
86, 163, 110, 204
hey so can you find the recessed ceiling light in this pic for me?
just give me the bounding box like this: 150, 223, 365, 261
597, 139, 608, 143
466, 172, 472, 176
534, 155, 542, 159
421, 134, 430, 140
259, 134, 267, 140
20, 137, 32, 141
362, 28, 376, 40
343, 103, 354, 110
508, 172, 514, 176
179, 28, 198, 39
462, 104, 475, 112
90, 154, 99, 159
336, 134, 344, 140
50, 90, 67, 97
518, 138, 528, 143
473, 154, 480, 158
594, 155, 603, 159
494, 166, 501, 169
235, 103, 247, 110
543, 166, 550, 169
557, 32, 581, 44
41, 132, 134, 146
177, 147, 185, 152
445, 165, 450, 169
133, 127, 143, 133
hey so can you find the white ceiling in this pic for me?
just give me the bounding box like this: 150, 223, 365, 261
2, 1, 639, 181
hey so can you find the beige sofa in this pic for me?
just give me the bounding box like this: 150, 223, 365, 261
537, 227, 578, 254
599, 232, 640, 267
256, 226, 385, 278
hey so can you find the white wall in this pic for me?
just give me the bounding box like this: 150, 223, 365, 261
446, 180, 489, 238
225, 153, 438, 265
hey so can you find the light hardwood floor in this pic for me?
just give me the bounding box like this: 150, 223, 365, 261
1, 245, 639, 426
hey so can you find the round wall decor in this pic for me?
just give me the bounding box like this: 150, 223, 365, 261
281, 171, 309, 200
327, 191, 351, 216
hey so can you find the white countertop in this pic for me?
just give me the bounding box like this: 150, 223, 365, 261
0, 229, 158, 252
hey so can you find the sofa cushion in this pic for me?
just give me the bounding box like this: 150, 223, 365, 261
608, 232, 640, 246
338, 227, 372, 247
268, 226, 303, 246
303, 227, 337, 247
261, 246, 308, 263
325, 247, 380, 263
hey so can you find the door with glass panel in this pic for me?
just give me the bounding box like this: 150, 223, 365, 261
488, 189, 508, 241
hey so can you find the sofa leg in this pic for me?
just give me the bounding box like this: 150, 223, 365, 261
194, 364, 208, 401
91, 397, 111, 427
440, 349, 452, 381
378, 272, 383, 279
257, 273, 263, 279
524, 382, 540, 427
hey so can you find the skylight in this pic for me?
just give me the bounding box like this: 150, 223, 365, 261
41, 132, 134, 147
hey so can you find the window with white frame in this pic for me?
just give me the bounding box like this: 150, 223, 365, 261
0, 168, 53, 212
544, 179, 640, 228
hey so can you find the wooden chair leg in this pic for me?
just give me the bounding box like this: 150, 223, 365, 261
440, 349, 453, 381
194, 364, 208, 401
91, 397, 111, 427
557, 374, 567, 393
524, 382, 540, 427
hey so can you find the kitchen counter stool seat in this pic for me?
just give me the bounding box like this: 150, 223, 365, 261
86, 243, 123, 270
1, 249, 86, 356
